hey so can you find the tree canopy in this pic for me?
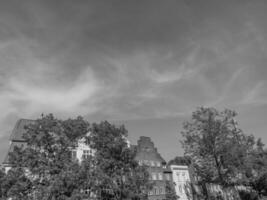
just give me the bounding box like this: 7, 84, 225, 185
181, 107, 267, 198
89, 121, 151, 200
1, 114, 151, 200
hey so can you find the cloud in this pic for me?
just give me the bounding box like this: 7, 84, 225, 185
241, 81, 267, 106
1, 0, 267, 162
10, 68, 99, 111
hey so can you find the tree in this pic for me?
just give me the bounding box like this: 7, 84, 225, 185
1, 167, 32, 200
244, 138, 267, 198
165, 180, 178, 200
89, 121, 151, 200
3, 115, 151, 200
181, 107, 254, 199
0, 168, 6, 199
4, 114, 92, 200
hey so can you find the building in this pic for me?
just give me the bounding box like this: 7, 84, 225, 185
70, 132, 95, 162
2, 119, 96, 171
2, 119, 35, 172
168, 156, 193, 200
170, 165, 192, 200
134, 136, 175, 200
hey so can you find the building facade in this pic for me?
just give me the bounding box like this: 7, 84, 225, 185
3, 119, 96, 169
134, 136, 175, 200
2, 119, 35, 172
170, 165, 192, 200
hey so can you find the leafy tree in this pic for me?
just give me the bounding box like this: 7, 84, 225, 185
244, 138, 267, 198
3, 115, 151, 200
1, 167, 32, 200
0, 168, 6, 199
4, 114, 92, 200
89, 121, 151, 200
165, 180, 178, 200
181, 107, 254, 198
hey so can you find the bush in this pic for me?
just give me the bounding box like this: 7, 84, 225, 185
239, 190, 259, 200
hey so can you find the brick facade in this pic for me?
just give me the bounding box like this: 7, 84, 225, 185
134, 136, 175, 200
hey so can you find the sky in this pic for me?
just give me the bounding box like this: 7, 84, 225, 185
1, 0, 267, 162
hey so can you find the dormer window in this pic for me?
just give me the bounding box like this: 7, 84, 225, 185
144, 147, 150, 152
82, 150, 91, 159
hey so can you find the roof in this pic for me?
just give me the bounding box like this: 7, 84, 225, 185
168, 156, 191, 166
10, 119, 35, 142
135, 136, 166, 163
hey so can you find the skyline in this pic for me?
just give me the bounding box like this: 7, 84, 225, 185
1, 0, 267, 162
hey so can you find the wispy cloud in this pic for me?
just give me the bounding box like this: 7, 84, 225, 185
1, 0, 267, 161
241, 81, 267, 106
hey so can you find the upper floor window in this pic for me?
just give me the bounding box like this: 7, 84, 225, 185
145, 160, 150, 166
156, 162, 161, 167
82, 150, 91, 159
152, 173, 157, 180
84, 187, 90, 195
151, 161, 155, 166
158, 173, 163, 180
71, 150, 77, 160
165, 174, 170, 181
176, 172, 180, 181
154, 187, 158, 195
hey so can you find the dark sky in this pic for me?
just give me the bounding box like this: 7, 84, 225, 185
1, 0, 267, 162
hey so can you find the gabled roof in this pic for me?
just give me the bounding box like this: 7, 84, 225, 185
168, 156, 191, 166
10, 119, 35, 142
135, 136, 166, 163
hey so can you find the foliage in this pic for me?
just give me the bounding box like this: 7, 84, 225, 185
181, 107, 252, 186
239, 190, 259, 200
181, 107, 267, 199
89, 121, 151, 200
244, 139, 267, 197
0, 168, 6, 199
180, 107, 259, 200
2, 115, 151, 200
3, 114, 91, 199
165, 180, 178, 200
1, 167, 32, 200
168, 156, 191, 166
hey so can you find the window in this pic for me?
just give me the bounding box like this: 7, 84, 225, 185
84, 187, 90, 195
179, 185, 183, 193
176, 172, 180, 181
165, 174, 170, 181
182, 172, 185, 181
158, 173, 163, 180
159, 187, 164, 194
152, 173, 157, 180
148, 190, 153, 195
82, 150, 91, 159
71, 150, 77, 160
157, 162, 161, 167
145, 147, 150, 152
151, 161, 155, 166
143, 160, 149, 166
154, 187, 158, 195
